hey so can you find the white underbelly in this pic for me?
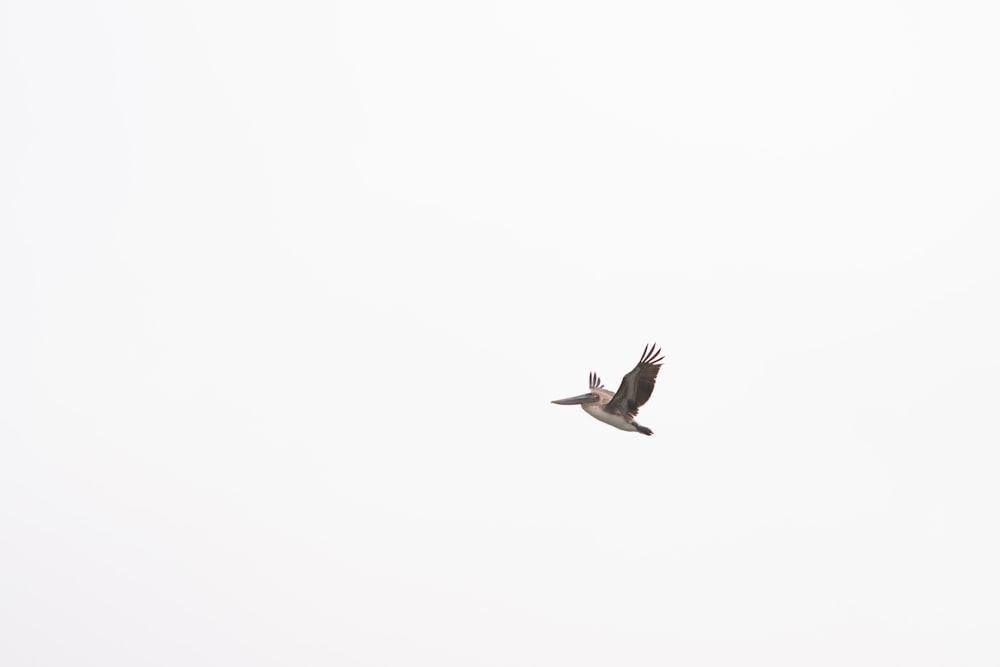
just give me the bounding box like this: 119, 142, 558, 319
583, 405, 637, 431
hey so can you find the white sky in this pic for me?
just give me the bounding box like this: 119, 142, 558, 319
3, 0, 1000, 664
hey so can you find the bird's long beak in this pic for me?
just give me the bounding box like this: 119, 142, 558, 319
551, 392, 598, 405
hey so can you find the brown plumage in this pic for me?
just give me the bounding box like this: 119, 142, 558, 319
606, 344, 665, 418
552, 344, 665, 436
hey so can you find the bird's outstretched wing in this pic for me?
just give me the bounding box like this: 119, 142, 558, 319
606, 344, 664, 417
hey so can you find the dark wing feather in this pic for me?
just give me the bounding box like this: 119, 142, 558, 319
589, 372, 604, 390
606, 344, 665, 417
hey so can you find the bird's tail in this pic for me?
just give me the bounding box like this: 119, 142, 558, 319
635, 424, 653, 436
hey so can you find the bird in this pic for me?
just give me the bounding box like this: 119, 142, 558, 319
551, 344, 665, 435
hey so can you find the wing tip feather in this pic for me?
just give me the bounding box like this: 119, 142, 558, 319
640, 343, 664, 366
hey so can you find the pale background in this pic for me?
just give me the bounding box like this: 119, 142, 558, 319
3, 1, 999, 665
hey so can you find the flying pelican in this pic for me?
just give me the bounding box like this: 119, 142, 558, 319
552, 344, 665, 435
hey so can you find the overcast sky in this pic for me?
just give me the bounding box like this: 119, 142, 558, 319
3, 1, 999, 665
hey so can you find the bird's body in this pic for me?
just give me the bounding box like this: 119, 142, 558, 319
552, 344, 664, 435
579, 388, 643, 432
